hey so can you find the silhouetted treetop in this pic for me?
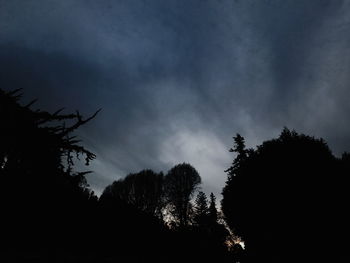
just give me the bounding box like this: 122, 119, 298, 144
193, 191, 209, 227
1, 88, 101, 262
0, 89, 99, 170
208, 192, 218, 224
0, 88, 100, 211
164, 163, 201, 227
100, 169, 164, 217
221, 128, 343, 262
225, 133, 250, 178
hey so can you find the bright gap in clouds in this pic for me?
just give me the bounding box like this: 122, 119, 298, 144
159, 128, 232, 200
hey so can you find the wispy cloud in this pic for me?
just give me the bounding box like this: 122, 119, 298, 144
1, 0, 350, 197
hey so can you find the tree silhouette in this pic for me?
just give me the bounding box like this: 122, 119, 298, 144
163, 163, 201, 227
6, 87, 347, 262
225, 133, 249, 178
193, 191, 209, 227
221, 128, 342, 262
100, 169, 164, 217
208, 192, 218, 224
0, 88, 237, 262
0, 88, 99, 262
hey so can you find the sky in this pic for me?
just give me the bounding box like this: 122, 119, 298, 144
1, 0, 350, 197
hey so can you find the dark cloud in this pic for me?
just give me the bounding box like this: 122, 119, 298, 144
2, 0, 350, 196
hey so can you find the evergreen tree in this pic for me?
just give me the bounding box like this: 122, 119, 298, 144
225, 134, 248, 178
193, 191, 209, 227
0, 88, 100, 262
208, 192, 218, 224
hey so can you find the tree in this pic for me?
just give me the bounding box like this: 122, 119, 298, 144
0, 88, 99, 262
0, 88, 99, 200
163, 163, 201, 227
208, 192, 218, 224
100, 169, 164, 217
193, 191, 209, 227
221, 128, 340, 262
225, 133, 248, 178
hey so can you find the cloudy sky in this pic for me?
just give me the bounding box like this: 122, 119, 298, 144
1, 0, 350, 197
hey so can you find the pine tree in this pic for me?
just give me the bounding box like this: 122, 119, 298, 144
225, 134, 250, 179
208, 192, 218, 224
193, 191, 209, 227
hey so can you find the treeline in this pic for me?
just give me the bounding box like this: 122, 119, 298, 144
1, 88, 349, 262
0, 89, 237, 263
99, 164, 237, 262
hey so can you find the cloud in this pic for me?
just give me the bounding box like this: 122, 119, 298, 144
159, 127, 232, 197
1, 0, 350, 198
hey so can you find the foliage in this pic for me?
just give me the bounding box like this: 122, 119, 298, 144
208, 192, 218, 224
6, 87, 348, 262
0, 88, 238, 262
221, 128, 347, 262
193, 191, 209, 227
0, 88, 99, 261
163, 163, 201, 227
100, 169, 164, 217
